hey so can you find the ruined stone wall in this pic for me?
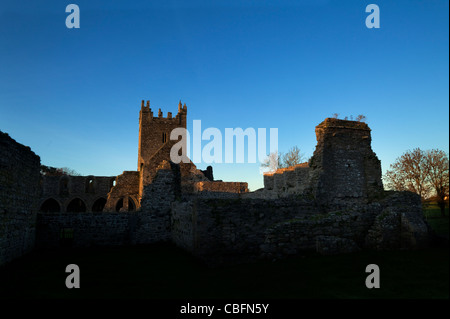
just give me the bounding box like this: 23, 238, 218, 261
104, 171, 139, 212
171, 197, 319, 265
0, 132, 40, 266
262, 164, 311, 198
309, 118, 384, 207
36, 213, 130, 248
171, 191, 431, 265
193, 181, 248, 199
136, 161, 178, 242
257, 119, 383, 205
263, 192, 431, 257
36, 161, 177, 249
36, 211, 171, 248
171, 201, 195, 252
40, 175, 115, 213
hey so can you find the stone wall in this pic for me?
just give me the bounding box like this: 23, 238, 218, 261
171, 197, 319, 265
171, 191, 431, 265
36, 211, 171, 248
193, 181, 248, 199
104, 171, 139, 212
262, 163, 311, 198
0, 131, 40, 266
259, 119, 384, 206
36, 212, 130, 248
40, 175, 115, 213
171, 201, 195, 251
309, 118, 384, 207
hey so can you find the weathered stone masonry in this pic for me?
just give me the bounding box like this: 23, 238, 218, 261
0, 101, 435, 267
0, 132, 40, 266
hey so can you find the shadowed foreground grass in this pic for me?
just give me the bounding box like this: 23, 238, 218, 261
1, 204, 448, 299
0, 243, 448, 299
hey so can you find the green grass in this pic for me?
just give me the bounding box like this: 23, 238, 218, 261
423, 203, 449, 238
0, 243, 448, 299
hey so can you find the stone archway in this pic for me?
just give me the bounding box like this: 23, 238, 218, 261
128, 197, 136, 211
39, 198, 61, 213
92, 197, 107, 212
66, 198, 87, 212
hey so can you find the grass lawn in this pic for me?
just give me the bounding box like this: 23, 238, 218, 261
423, 203, 449, 238
0, 204, 448, 300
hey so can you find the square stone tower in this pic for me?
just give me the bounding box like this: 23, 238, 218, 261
309, 118, 384, 207
137, 100, 187, 199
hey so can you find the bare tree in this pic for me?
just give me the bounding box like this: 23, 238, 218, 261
332, 113, 339, 119
282, 146, 304, 168
356, 114, 367, 122
425, 149, 449, 217
260, 151, 282, 173
261, 146, 305, 173
384, 148, 431, 199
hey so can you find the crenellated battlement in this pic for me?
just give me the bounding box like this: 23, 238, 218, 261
140, 100, 187, 123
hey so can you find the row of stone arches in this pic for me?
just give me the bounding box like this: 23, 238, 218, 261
39, 197, 107, 213
39, 197, 136, 213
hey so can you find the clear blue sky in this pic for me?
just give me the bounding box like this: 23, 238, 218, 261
0, 0, 448, 191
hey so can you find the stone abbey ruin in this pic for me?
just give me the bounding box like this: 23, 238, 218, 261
0, 100, 434, 266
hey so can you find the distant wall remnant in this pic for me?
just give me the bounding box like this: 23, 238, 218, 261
256, 118, 384, 207
0, 131, 40, 266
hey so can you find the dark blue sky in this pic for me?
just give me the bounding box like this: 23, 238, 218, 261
0, 0, 448, 191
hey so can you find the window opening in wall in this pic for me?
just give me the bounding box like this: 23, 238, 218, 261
86, 177, 95, 193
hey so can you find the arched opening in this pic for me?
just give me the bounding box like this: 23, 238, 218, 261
67, 198, 87, 212
59, 176, 69, 196
162, 132, 167, 143
85, 177, 95, 193
39, 198, 61, 213
92, 198, 107, 212
110, 178, 116, 190
115, 198, 124, 212
128, 197, 136, 212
